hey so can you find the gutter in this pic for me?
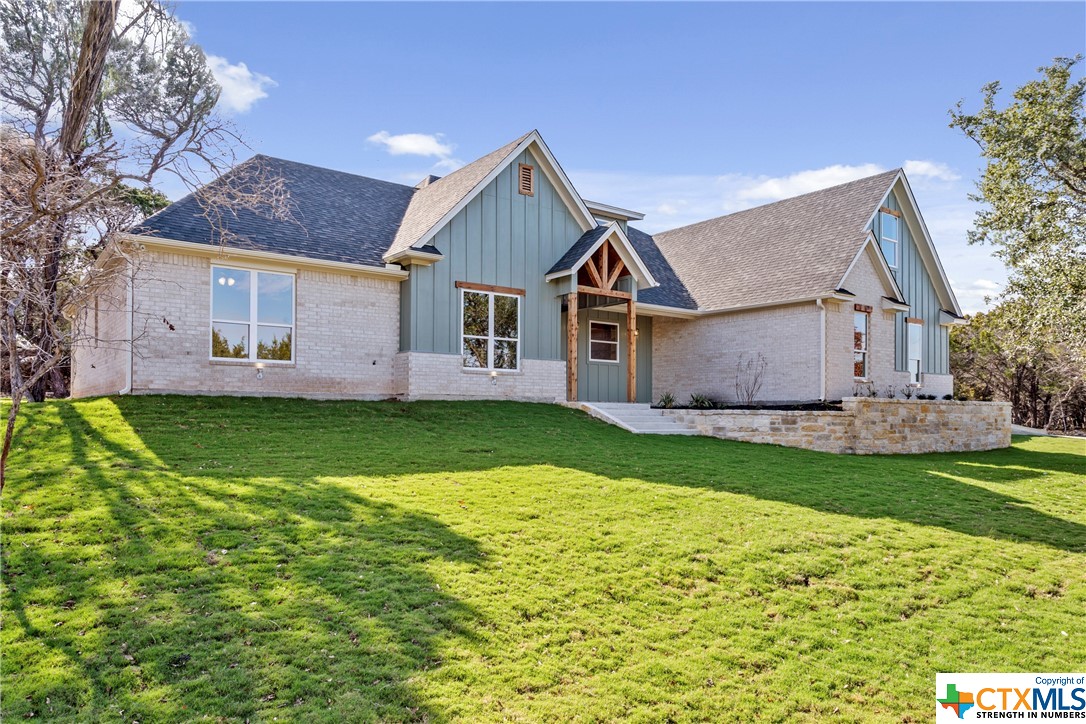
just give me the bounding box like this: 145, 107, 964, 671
816, 299, 827, 401
121, 261, 134, 395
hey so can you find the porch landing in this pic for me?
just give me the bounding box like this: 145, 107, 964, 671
571, 402, 700, 435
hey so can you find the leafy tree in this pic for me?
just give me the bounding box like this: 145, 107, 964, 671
0, 0, 291, 491
949, 56, 1086, 360
951, 304, 1085, 430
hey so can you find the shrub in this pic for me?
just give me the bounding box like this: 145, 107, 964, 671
689, 393, 713, 409
901, 386, 915, 400
943, 394, 955, 401
916, 393, 937, 400
657, 392, 675, 409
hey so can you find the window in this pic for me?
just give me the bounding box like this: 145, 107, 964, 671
880, 211, 900, 269
462, 289, 520, 370
518, 163, 534, 196
589, 321, 619, 363
853, 311, 869, 379
907, 320, 923, 384
211, 266, 294, 362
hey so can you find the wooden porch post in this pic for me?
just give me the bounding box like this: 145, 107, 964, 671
567, 291, 578, 401
626, 298, 636, 402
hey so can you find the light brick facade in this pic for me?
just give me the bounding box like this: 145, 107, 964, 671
72, 249, 403, 399
651, 303, 822, 404
70, 263, 130, 398
394, 352, 565, 402
826, 245, 902, 399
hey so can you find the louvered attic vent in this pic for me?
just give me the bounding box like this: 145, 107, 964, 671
518, 163, 534, 196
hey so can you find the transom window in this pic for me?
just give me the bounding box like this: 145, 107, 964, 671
589, 321, 619, 363
462, 289, 520, 370
880, 210, 900, 269
211, 266, 294, 362
907, 320, 923, 384
853, 311, 869, 379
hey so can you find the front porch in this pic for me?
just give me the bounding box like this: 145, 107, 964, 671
549, 225, 656, 404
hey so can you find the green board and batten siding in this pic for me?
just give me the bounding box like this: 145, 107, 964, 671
873, 191, 951, 376
561, 308, 653, 404
399, 149, 585, 360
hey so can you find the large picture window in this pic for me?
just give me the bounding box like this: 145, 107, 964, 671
880, 211, 899, 269
461, 289, 520, 370
211, 266, 294, 362
853, 311, 869, 379
907, 320, 923, 384
589, 321, 619, 363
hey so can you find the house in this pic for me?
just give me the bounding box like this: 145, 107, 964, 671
71, 130, 965, 405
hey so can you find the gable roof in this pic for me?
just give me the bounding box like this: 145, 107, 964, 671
627, 227, 698, 310
650, 170, 901, 311
545, 221, 658, 288
384, 130, 596, 261
134, 155, 415, 268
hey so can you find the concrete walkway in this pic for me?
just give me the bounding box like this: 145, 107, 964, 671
573, 402, 700, 435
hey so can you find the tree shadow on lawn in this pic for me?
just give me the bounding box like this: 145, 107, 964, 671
3, 402, 485, 722
110, 396, 1085, 554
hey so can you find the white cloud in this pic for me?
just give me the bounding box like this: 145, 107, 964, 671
738, 164, 886, 203
367, 131, 455, 159
949, 277, 1004, 315
179, 19, 196, 37
902, 159, 961, 183
206, 55, 276, 114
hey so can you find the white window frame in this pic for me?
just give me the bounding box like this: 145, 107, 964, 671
588, 320, 620, 364
853, 311, 869, 380
880, 211, 899, 269
907, 320, 923, 385
210, 265, 296, 364
460, 288, 521, 372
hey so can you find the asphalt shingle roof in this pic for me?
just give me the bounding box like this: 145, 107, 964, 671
546, 225, 609, 276
384, 131, 533, 259
650, 170, 899, 310
627, 226, 697, 310
135, 155, 415, 267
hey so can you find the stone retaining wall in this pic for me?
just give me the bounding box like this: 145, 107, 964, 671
663, 398, 1011, 454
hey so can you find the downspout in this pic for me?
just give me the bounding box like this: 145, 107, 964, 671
816, 298, 826, 401
120, 261, 133, 395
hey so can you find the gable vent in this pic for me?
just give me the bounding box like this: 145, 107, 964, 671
518, 164, 534, 196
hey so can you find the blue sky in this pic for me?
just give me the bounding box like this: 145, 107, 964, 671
176, 1, 1085, 313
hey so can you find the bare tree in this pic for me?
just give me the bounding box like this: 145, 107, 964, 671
0, 0, 292, 492
734, 353, 768, 406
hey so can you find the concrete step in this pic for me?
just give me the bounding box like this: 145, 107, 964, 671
576, 402, 701, 436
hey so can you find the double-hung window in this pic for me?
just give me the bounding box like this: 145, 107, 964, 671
853, 311, 869, 379
880, 211, 900, 269
907, 320, 923, 384
589, 321, 619, 363
462, 289, 520, 370
211, 266, 295, 362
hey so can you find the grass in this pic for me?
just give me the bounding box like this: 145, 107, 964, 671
2, 396, 1084, 722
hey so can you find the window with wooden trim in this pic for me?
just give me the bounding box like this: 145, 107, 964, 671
211, 265, 295, 362
907, 320, 923, 384
880, 210, 900, 269
518, 163, 534, 196
461, 289, 520, 370
853, 311, 869, 379
589, 321, 619, 363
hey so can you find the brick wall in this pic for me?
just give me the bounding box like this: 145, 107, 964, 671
124, 250, 401, 398
395, 351, 565, 402
652, 303, 821, 404
665, 398, 1011, 454
71, 261, 131, 398
827, 246, 900, 399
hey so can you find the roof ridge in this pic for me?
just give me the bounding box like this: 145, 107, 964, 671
249, 154, 417, 191
656, 168, 900, 238
409, 130, 533, 195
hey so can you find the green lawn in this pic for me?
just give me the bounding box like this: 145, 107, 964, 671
2, 396, 1084, 721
